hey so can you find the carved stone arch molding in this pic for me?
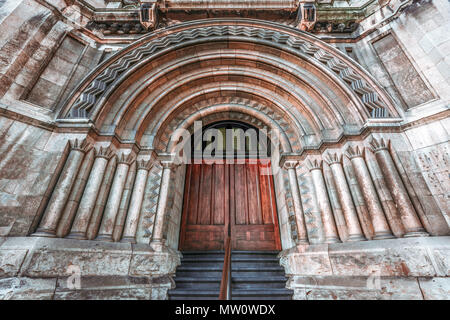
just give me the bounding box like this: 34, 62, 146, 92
154, 96, 301, 153
57, 19, 399, 151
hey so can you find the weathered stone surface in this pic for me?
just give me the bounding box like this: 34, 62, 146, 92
0, 277, 56, 300
18, 238, 133, 277
328, 238, 437, 277
288, 275, 423, 300
0, 249, 28, 277
129, 243, 180, 276
0, 0, 449, 300
54, 276, 152, 300
280, 244, 333, 275
418, 277, 450, 300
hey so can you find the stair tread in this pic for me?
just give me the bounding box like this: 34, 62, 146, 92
169, 289, 219, 295
171, 251, 290, 300
232, 288, 293, 296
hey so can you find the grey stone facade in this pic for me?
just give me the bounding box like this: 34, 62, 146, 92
0, 0, 449, 299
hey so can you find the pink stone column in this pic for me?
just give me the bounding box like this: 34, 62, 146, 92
151, 161, 176, 249
96, 152, 135, 242
283, 160, 309, 244
121, 160, 153, 243
33, 139, 91, 237
346, 146, 394, 240
308, 159, 340, 243
67, 146, 114, 240
324, 153, 365, 242
369, 138, 428, 237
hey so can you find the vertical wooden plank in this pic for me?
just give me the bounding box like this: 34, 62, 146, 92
247, 162, 262, 225
198, 164, 212, 225
259, 162, 273, 225
234, 164, 247, 225
187, 164, 201, 225
213, 164, 226, 225
229, 163, 237, 249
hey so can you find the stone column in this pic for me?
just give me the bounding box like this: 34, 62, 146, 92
308, 159, 340, 243
346, 146, 394, 240
151, 161, 176, 249
283, 160, 309, 244
33, 139, 91, 237
324, 153, 365, 241
67, 146, 114, 240
121, 160, 153, 243
96, 152, 135, 242
56, 148, 95, 238
369, 138, 428, 237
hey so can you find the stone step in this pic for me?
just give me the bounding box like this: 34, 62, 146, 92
231, 288, 293, 299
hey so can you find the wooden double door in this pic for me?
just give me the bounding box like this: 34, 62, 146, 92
179, 159, 281, 251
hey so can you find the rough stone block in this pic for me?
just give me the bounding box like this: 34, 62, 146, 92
328, 238, 438, 277
418, 277, 450, 300
0, 249, 28, 277
0, 277, 56, 300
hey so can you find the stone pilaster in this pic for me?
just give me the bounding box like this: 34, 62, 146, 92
307, 159, 340, 243
346, 146, 394, 240
283, 160, 309, 244
96, 152, 135, 242
369, 138, 428, 237
67, 146, 114, 240
122, 159, 153, 243
324, 152, 365, 242
33, 139, 91, 237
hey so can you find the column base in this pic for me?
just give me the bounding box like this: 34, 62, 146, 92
324, 237, 341, 244
95, 234, 114, 242
31, 229, 56, 238
346, 234, 366, 242
297, 239, 310, 245
150, 239, 166, 251
65, 232, 87, 240
120, 236, 137, 244
373, 232, 395, 240
404, 230, 429, 238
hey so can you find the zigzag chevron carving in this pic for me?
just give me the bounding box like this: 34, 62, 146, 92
68, 25, 390, 119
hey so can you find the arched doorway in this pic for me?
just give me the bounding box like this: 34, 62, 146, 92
178, 121, 281, 251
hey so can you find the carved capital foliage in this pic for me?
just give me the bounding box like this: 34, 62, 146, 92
306, 159, 323, 171
283, 160, 299, 170
345, 145, 364, 160
136, 159, 153, 171
369, 137, 389, 153
94, 146, 115, 160
117, 152, 136, 165
323, 152, 342, 165
69, 138, 91, 153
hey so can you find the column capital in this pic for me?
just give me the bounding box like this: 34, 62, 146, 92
160, 161, 178, 170
282, 160, 299, 170
323, 152, 342, 165
369, 137, 389, 153
136, 159, 153, 171
345, 146, 365, 160
116, 152, 136, 165
69, 138, 91, 153
306, 159, 323, 171
94, 146, 115, 160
